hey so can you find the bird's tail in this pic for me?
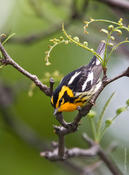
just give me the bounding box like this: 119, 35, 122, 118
88, 41, 106, 68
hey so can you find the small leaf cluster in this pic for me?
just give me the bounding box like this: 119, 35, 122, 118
44, 23, 103, 66
87, 94, 129, 143
44, 18, 129, 69
44, 37, 69, 66
84, 18, 129, 67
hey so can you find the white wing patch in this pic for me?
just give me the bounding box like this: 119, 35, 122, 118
96, 59, 100, 65
68, 71, 81, 85
82, 72, 93, 91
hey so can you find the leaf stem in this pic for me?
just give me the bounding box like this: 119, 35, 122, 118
89, 118, 96, 140
96, 93, 115, 142
62, 24, 103, 63
87, 19, 129, 31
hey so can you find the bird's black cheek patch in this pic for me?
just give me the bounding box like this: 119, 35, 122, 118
63, 91, 70, 102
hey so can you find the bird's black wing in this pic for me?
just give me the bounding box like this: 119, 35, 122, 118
62, 41, 106, 93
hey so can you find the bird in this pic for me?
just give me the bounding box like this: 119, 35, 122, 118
51, 41, 105, 115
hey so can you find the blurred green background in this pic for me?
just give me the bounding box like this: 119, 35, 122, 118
0, 0, 129, 175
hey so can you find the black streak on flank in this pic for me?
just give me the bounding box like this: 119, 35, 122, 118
63, 91, 77, 103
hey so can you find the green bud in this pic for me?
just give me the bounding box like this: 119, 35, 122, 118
87, 110, 96, 118
115, 29, 122, 35
116, 107, 126, 115
83, 41, 88, 46
65, 40, 69, 44
118, 18, 123, 25
110, 36, 115, 41
105, 119, 112, 127
126, 99, 129, 106
60, 36, 63, 39
108, 42, 114, 47
73, 36, 80, 42
90, 48, 94, 52
54, 38, 60, 42
101, 40, 106, 43
108, 25, 114, 31
100, 29, 108, 34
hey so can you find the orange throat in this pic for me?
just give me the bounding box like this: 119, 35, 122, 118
58, 102, 84, 112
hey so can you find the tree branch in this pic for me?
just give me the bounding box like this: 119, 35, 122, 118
99, 0, 129, 11
0, 42, 51, 96
106, 67, 129, 84
40, 144, 99, 161
83, 133, 122, 175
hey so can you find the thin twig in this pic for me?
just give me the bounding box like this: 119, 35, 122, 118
106, 67, 129, 84
98, 148, 122, 175
49, 77, 54, 97
0, 42, 51, 96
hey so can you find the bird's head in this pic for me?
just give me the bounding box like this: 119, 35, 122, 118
51, 85, 81, 114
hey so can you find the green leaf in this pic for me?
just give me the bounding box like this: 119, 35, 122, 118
97, 92, 115, 131
100, 29, 108, 34
87, 110, 96, 118
95, 92, 115, 142
105, 119, 112, 127
2, 33, 15, 45
73, 36, 80, 42
116, 107, 126, 115
108, 25, 114, 31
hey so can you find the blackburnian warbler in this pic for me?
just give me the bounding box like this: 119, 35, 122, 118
51, 42, 105, 114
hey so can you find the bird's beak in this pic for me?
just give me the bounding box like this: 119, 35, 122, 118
53, 108, 59, 115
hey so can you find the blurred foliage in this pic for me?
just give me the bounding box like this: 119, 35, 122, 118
0, 0, 129, 175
